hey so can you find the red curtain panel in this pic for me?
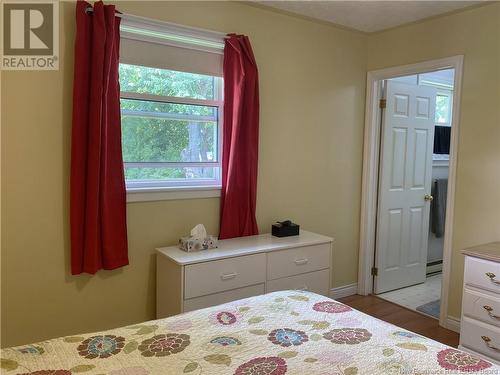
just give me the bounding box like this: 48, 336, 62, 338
70, 1, 128, 274
219, 35, 260, 240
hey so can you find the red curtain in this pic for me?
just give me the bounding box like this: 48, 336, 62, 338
70, 1, 128, 274
219, 35, 260, 240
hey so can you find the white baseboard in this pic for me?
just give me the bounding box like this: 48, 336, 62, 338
330, 283, 358, 300
442, 316, 461, 333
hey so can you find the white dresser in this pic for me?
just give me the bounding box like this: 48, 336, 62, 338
156, 230, 333, 318
459, 242, 500, 364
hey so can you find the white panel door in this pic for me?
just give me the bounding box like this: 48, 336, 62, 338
374, 81, 437, 294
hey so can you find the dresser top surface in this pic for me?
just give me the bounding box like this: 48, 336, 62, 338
156, 230, 333, 265
462, 242, 500, 263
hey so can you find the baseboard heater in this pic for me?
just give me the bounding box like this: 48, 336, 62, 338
426, 260, 443, 275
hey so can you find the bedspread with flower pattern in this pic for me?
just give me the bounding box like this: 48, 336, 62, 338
1, 291, 498, 375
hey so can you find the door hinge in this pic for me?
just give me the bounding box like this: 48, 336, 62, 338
371, 267, 378, 276
379, 99, 386, 109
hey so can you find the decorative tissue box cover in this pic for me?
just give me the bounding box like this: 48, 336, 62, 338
178, 235, 218, 252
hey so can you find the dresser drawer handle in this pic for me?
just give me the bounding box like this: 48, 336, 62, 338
485, 272, 500, 285
294, 258, 309, 266
483, 305, 500, 319
481, 336, 500, 352
220, 272, 238, 281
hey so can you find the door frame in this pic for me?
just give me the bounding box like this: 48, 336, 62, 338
357, 55, 464, 331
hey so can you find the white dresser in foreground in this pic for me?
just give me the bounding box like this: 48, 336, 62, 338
156, 230, 333, 318
459, 242, 500, 365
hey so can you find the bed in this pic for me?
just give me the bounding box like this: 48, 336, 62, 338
1, 291, 498, 374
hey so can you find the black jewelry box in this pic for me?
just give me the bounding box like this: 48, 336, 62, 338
272, 220, 300, 237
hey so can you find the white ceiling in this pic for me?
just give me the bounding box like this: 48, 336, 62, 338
257, 1, 482, 33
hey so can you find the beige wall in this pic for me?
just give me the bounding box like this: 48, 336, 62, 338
1, 1, 367, 347
367, 3, 500, 319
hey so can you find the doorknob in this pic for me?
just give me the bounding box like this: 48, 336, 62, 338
424, 194, 434, 201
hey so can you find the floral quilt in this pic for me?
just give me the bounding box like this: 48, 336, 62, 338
1, 291, 498, 375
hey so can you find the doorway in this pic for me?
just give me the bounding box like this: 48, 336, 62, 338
376, 69, 454, 318
358, 56, 464, 331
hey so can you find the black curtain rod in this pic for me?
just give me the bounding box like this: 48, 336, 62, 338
85, 5, 122, 17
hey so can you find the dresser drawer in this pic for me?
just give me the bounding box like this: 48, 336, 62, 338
184, 284, 265, 312
463, 289, 500, 327
465, 256, 500, 295
184, 253, 266, 299
267, 244, 330, 280
267, 269, 330, 296
460, 316, 500, 362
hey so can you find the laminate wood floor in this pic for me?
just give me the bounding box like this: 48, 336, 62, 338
337, 294, 459, 348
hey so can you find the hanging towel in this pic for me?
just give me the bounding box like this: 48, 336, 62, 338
431, 178, 448, 238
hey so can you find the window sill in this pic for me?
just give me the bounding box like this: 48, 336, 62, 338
432, 155, 449, 168
126, 185, 221, 203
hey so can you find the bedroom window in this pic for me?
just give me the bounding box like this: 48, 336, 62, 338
118, 15, 224, 199
435, 92, 452, 126
119, 64, 223, 191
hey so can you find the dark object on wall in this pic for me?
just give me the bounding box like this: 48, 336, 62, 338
434, 126, 451, 154
272, 220, 300, 237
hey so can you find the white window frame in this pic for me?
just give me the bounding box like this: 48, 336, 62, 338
117, 15, 225, 202
121, 78, 223, 188
432, 90, 453, 163
417, 75, 454, 162
434, 90, 453, 127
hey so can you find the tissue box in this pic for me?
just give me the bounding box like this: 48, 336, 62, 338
272, 221, 300, 237
178, 235, 218, 252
